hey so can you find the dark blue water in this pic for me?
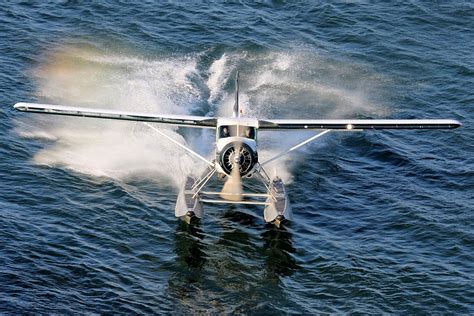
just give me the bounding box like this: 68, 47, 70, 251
1, 2, 473, 314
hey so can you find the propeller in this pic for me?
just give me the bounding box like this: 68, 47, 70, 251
220, 142, 243, 201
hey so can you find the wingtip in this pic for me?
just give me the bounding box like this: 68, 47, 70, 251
13, 102, 27, 111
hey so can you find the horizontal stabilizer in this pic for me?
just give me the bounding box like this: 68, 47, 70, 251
258, 119, 461, 130
14, 103, 217, 128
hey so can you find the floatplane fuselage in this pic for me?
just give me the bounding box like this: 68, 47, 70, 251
13, 71, 461, 227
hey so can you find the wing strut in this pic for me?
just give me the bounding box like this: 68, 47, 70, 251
143, 123, 214, 167
260, 130, 331, 167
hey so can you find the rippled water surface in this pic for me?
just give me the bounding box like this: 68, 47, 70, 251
1, 2, 473, 314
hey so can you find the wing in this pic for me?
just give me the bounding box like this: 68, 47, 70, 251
258, 119, 461, 130
14, 102, 217, 128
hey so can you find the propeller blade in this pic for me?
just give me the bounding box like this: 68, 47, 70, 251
220, 143, 243, 201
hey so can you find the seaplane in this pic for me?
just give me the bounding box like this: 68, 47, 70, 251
14, 72, 461, 227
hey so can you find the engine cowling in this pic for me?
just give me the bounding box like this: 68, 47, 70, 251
218, 142, 257, 176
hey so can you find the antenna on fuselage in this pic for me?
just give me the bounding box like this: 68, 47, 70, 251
233, 71, 240, 118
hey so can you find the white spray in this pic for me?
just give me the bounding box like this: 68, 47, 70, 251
17, 46, 388, 187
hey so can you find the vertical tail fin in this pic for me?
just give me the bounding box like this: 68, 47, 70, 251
233, 71, 240, 118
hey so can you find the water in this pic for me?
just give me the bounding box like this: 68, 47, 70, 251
1, 2, 473, 313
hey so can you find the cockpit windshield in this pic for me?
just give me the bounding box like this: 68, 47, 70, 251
219, 125, 256, 139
